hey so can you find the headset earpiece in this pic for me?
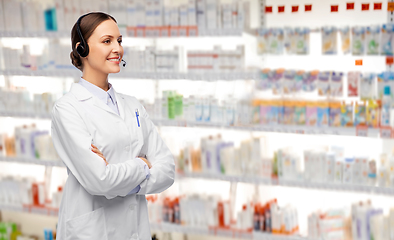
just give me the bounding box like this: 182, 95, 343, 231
76, 44, 86, 57
76, 13, 92, 58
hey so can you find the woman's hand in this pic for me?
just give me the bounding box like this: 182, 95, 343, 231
91, 144, 108, 166
139, 156, 152, 169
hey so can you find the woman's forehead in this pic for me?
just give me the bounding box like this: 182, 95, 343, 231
92, 20, 121, 38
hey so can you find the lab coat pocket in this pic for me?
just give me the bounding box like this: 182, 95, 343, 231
66, 207, 108, 240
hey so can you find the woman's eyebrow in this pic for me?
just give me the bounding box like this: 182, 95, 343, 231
100, 35, 122, 39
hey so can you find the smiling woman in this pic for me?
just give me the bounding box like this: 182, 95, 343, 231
70, 12, 124, 90
52, 11, 175, 240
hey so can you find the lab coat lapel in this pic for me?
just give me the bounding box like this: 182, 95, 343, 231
92, 98, 119, 117
70, 83, 120, 117
114, 91, 126, 121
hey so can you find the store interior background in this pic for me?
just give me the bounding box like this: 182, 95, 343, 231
1, 0, 394, 239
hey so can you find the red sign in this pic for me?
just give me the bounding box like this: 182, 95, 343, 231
278, 6, 285, 13
331, 5, 339, 12
387, 56, 394, 65
362, 3, 370, 11
292, 5, 299, 12
374, 3, 382, 10
305, 4, 312, 11
265, 6, 273, 13
347, 2, 355, 10
355, 59, 363, 66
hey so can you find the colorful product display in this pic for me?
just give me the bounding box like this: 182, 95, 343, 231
258, 27, 310, 55
258, 24, 391, 56
0, 124, 59, 161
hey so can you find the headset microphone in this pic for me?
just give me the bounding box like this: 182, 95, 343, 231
121, 59, 127, 67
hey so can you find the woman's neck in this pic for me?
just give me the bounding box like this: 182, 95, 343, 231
82, 68, 109, 91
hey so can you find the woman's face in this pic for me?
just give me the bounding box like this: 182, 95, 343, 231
84, 19, 124, 74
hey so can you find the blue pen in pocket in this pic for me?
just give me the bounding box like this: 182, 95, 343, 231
135, 109, 140, 127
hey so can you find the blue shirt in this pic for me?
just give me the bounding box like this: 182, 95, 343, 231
78, 77, 150, 194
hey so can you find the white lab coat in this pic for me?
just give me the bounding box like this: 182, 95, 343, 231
51, 83, 175, 240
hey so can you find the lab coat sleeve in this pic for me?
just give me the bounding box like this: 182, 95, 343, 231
51, 100, 147, 199
137, 106, 175, 195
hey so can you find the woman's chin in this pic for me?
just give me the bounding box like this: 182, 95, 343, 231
109, 67, 121, 74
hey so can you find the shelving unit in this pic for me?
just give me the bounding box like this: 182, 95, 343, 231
0, 113, 383, 138
0, 69, 260, 81
2, 156, 393, 196
0, 29, 244, 38
0, 203, 311, 240
1, 0, 394, 239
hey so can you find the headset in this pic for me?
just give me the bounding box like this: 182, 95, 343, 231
76, 12, 126, 67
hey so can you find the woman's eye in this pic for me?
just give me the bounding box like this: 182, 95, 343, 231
104, 40, 110, 43
118, 40, 122, 44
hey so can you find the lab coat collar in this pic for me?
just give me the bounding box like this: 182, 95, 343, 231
70, 83, 93, 101
70, 83, 125, 119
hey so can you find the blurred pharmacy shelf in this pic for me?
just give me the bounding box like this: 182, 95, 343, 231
0, 69, 260, 81
152, 119, 381, 138
151, 222, 309, 240
0, 111, 51, 120
0, 156, 63, 167
2, 155, 393, 196
178, 172, 394, 196
0, 204, 310, 240
0, 204, 59, 217
0, 29, 243, 38
0, 113, 383, 138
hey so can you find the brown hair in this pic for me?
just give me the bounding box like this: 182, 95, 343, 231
70, 12, 117, 71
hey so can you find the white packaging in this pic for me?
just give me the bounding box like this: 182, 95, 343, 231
325, 153, 336, 182
135, 0, 145, 27
71, 0, 81, 27
353, 157, 362, 184
110, 0, 127, 28
153, 0, 163, 26
21, 1, 38, 32
378, 164, 388, 187
0, 0, 5, 31
360, 157, 369, 185
144, 0, 154, 27
4, 0, 23, 31
222, 4, 231, 29
170, 6, 179, 26
179, 5, 188, 26
334, 159, 343, 183
343, 158, 354, 184
63, 0, 74, 30
196, 0, 206, 29
237, 1, 244, 29
202, 97, 211, 122
188, 0, 196, 26
205, 0, 217, 29
163, 5, 171, 26
195, 97, 203, 121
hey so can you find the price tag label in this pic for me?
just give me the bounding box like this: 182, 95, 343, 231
380, 127, 393, 138
136, 28, 145, 37
356, 126, 368, 137
179, 28, 187, 37
188, 27, 198, 37
295, 129, 304, 134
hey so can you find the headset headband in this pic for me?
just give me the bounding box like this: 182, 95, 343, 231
76, 13, 92, 58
